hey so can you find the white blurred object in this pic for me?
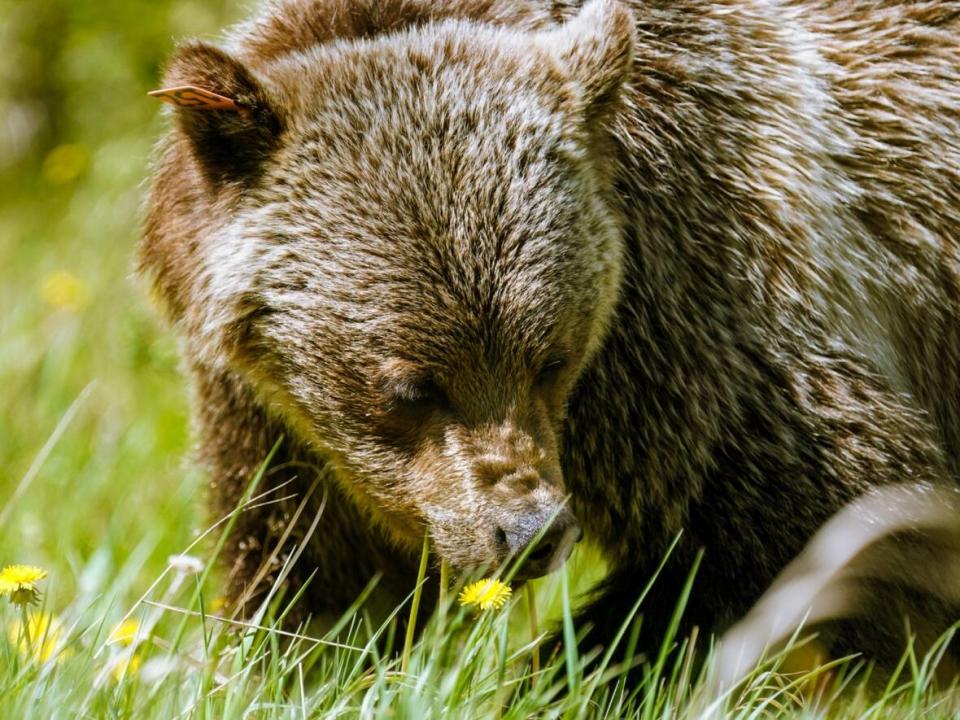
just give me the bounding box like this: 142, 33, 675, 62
167, 554, 205, 576
713, 482, 960, 691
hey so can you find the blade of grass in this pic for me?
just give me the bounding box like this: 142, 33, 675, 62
168, 437, 284, 653
0, 380, 95, 525
561, 564, 579, 699
527, 584, 540, 684
401, 532, 430, 675
641, 548, 703, 720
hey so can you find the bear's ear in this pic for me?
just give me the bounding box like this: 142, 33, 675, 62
152, 43, 282, 185
538, 0, 635, 123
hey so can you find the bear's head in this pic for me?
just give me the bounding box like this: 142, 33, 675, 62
144, 0, 634, 579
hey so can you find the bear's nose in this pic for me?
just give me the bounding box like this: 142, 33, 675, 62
496, 509, 582, 579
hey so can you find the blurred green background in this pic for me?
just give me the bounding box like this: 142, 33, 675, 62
0, 0, 243, 605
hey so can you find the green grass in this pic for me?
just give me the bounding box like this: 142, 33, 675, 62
2, 2, 960, 716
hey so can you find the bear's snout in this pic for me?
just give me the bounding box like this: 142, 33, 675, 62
495, 507, 582, 579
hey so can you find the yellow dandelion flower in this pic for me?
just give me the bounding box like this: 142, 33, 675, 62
458, 578, 512, 611
8, 612, 64, 663
39, 270, 90, 313
111, 653, 142, 681
0, 564, 47, 589
210, 596, 228, 613
0, 565, 47, 606
108, 618, 141, 646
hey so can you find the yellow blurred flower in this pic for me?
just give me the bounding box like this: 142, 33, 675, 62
458, 578, 512, 611
111, 653, 142, 682
8, 612, 64, 663
39, 270, 90, 313
0, 564, 47, 607
108, 618, 141, 647
42, 144, 88, 184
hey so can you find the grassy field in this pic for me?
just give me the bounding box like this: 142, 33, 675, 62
2, 1, 960, 717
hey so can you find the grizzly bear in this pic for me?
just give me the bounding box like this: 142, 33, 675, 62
141, 0, 960, 664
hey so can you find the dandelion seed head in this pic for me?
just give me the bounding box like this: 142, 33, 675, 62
167, 554, 204, 575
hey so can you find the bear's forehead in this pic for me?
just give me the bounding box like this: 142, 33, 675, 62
225, 175, 581, 375
225, 25, 595, 360
250, 129, 586, 323
263, 18, 580, 176
240, 186, 579, 333
253, 19, 589, 266
252, 82, 588, 296
275, 69, 576, 193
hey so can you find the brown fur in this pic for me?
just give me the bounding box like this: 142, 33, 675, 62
141, 0, 960, 659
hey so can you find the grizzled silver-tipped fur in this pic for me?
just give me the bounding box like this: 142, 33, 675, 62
142, 0, 960, 663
